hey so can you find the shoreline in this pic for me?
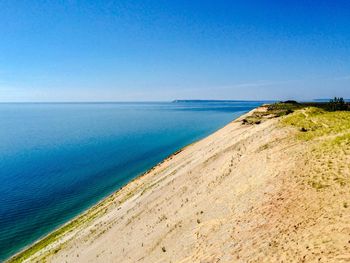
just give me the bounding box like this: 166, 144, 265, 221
8, 105, 350, 262
6, 109, 254, 262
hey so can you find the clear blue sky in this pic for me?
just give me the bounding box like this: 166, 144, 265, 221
0, 0, 349, 102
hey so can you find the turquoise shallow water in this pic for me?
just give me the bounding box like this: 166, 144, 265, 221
0, 101, 265, 260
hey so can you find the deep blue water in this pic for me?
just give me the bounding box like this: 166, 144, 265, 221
0, 101, 265, 260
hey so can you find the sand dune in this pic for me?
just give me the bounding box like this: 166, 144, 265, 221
10, 106, 350, 262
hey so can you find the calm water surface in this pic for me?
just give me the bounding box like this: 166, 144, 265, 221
0, 101, 265, 260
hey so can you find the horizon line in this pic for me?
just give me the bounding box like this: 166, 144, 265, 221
0, 99, 276, 104
0, 98, 340, 104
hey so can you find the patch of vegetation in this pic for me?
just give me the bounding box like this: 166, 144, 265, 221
282, 107, 350, 142
241, 102, 302, 125
268, 98, 349, 115
310, 180, 329, 190
244, 98, 349, 142
257, 143, 269, 152
279, 101, 350, 191
267, 102, 304, 112
242, 116, 262, 125
8, 219, 78, 263
242, 98, 347, 126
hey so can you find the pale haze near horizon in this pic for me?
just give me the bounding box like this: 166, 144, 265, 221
0, 1, 349, 102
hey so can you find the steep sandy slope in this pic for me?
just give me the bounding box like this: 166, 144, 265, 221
10, 107, 350, 263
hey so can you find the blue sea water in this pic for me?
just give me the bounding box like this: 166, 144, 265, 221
0, 101, 265, 260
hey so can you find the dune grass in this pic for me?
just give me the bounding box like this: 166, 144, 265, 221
280, 107, 350, 190
281, 107, 350, 143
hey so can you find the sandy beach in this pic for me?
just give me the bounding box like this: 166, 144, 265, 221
9, 106, 350, 263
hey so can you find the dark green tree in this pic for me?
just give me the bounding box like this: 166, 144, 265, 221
329, 97, 347, 111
